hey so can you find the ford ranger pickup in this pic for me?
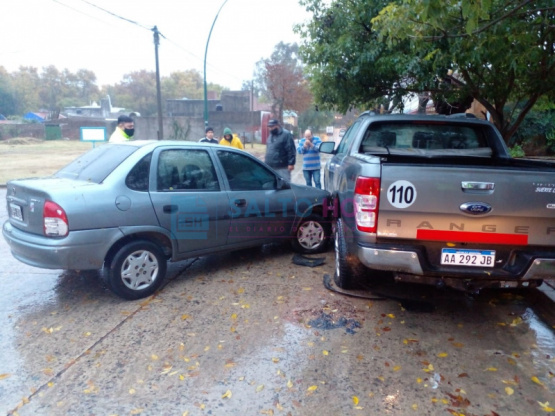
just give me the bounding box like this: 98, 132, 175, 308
319, 112, 555, 293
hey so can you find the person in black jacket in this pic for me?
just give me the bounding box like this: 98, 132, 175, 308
264, 119, 296, 181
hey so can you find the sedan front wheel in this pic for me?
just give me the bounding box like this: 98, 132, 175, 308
291, 214, 331, 254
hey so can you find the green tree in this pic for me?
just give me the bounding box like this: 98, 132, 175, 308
162, 69, 204, 100
0, 66, 16, 116
10, 66, 42, 115
298, 107, 335, 133
106, 70, 158, 117
298, 0, 555, 144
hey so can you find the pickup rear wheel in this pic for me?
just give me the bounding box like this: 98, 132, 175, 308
106, 240, 167, 300
291, 214, 330, 254
334, 218, 366, 290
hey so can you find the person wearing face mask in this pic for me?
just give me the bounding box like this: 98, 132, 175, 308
264, 119, 296, 181
109, 115, 135, 143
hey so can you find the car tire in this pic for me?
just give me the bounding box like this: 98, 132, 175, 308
106, 240, 167, 300
333, 218, 366, 290
291, 214, 331, 254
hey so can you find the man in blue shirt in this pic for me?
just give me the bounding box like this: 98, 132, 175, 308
297, 129, 322, 188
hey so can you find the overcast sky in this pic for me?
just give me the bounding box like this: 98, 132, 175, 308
1, 0, 312, 90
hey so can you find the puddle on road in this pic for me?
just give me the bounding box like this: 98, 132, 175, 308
523, 307, 555, 379
307, 312, 361, 334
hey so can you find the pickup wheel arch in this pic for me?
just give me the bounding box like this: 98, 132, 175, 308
334, 218, 366, 289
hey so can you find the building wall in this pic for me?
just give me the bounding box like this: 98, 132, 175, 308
134, 111, 263, 143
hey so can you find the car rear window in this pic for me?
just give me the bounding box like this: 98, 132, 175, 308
359, 122, 493, 157
55, 144, 138, 183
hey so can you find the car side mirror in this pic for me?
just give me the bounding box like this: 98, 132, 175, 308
276, 177, 290, 190
319, 141, 336, 154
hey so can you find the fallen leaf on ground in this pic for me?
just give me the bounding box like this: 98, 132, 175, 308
531, 376, 544, 387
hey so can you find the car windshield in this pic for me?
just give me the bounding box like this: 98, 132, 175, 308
359, 122, 493, 157
55, 144, 138, 183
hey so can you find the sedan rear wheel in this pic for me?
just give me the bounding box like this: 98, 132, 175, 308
106, 240, 167, 300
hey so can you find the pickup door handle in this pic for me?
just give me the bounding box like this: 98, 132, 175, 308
461, 181, 495, 193
234, 199, 247, 207
163, 204, 178, 213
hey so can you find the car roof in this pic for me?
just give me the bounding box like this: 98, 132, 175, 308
110, 140, 224, 151
358, 112, 492, 126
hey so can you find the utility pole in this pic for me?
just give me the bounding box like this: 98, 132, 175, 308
204, 0, 230, 128
153, 26, 164, 140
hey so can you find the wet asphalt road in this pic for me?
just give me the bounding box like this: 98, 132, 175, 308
1, 187, 555, 416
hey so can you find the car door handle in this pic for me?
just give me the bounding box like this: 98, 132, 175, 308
234, 199, 246, 207
163, 205, 178, 213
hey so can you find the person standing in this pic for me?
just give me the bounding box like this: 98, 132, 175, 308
219, 127, 244, 149
109, 115, 134, 143
264, 119, 296, 181
199, 126, 218, 144
297, 129, 322, 188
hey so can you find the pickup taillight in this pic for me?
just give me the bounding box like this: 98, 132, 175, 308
44, 201, 69, 237
354, 176, 380, 233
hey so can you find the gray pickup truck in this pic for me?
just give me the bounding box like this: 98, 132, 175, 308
319, 112, 555, 293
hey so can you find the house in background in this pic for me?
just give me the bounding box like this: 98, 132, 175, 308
23, 112, 48, 122
63, 95, 140, 119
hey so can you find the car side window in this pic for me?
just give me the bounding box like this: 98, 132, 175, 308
336, 120, 362, 154
156, 149, 220, 191
126, 153, 152, 192
216, 150, 276, 191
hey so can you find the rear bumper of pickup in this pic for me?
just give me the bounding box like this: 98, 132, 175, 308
357, 244, 555, 282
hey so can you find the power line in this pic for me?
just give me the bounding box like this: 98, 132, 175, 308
76, 0, 152, 30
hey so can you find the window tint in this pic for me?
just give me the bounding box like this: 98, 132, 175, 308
126, 153, 152, 191
336, 120, 362, 154
360, 122, 490, 154
217, 150, 276, 191
156, 149, 219, 191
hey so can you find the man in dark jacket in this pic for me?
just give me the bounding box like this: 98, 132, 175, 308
264, 119, 296, 181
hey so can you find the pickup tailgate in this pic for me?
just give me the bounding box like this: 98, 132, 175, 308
378, 164, 555, 249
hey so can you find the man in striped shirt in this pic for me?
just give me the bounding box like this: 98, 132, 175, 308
297, 129, 322, 188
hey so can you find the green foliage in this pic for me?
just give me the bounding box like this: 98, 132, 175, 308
298, 107, 335, 132
0, 66, 227, 119
509, 144, 525, 158
0, 65, 100, 116
298, 0, 555, 144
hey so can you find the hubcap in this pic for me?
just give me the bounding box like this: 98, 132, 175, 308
121, 249, 159, 290
297, 221, 324, 250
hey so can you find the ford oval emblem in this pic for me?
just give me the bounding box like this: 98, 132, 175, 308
460, 202, 492, 215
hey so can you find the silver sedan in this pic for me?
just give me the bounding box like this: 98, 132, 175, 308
3, 141, 332, 300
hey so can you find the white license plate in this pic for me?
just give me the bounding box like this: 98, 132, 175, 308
9, 203, 23, 221
441, 248, 495, 267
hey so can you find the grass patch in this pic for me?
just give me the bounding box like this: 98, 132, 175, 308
0, 139, 97, 184
0, 139, 269, 185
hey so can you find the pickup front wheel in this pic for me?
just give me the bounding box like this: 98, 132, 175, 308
334, 219, 366, 289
